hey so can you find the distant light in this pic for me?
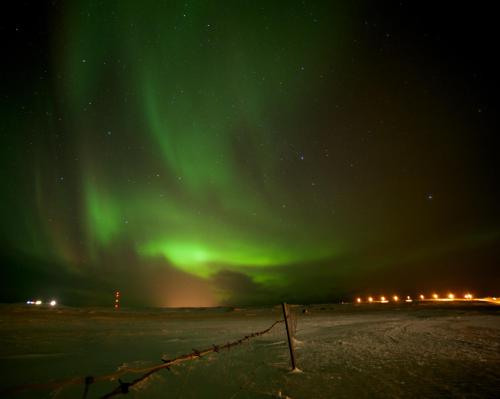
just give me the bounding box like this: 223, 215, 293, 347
393, 295, 399, 301
26, 300, 33, 305
356, 298, 361, 303
35, 300, 42, 305
49, 300, 57, 307
114, 290, 121, 309
381, 296, 386, 301
419, 294, 425, 300
368, 297, 373, 303
448, 293, 454, 299
405, 296, 413, 302
432, 294, 438, 299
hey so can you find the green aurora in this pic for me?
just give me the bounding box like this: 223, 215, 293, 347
68, 2, 347, 279
1, 1, 499, 306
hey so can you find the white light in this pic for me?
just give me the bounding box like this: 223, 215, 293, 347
26, 301, 32, 305
419, 294, 425, 300
49, 300, 57, 307
393, 295, 399, 301
35, 300, 42, 305
368, 297, 373, 302
356, 298, 361, 303
448, 293, 454, 299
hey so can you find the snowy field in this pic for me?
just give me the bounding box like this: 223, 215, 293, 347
0, 303, 499, 398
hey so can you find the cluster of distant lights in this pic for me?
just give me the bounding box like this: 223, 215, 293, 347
26, 299, 57, 307
355, 293, 475, 303
114, 291, 120, 309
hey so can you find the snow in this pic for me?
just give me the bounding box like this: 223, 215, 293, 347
0, 303, 499, 398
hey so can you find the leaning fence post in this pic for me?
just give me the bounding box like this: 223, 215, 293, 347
281, 302, 297, 371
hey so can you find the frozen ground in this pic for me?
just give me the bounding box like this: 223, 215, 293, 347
0, 303, 499, 398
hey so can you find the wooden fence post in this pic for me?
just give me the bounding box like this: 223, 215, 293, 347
281, 302, 297, 371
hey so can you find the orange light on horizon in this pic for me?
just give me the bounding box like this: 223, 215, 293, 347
343, 291, 497, 304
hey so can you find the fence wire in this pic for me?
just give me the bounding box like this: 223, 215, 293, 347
1, 316, 290, 398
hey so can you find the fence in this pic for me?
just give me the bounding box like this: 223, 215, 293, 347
1, 303, 298, 398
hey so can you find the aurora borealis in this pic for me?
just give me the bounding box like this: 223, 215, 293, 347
1, 1, 499, 306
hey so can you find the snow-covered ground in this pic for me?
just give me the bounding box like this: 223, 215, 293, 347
0, 303, 499, 398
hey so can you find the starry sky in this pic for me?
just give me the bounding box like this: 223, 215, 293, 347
1, 1, 499, 307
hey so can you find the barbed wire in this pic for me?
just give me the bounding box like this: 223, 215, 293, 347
1, 318, 285, 398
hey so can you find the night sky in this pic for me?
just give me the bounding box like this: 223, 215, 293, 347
1, 1, 499, 307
